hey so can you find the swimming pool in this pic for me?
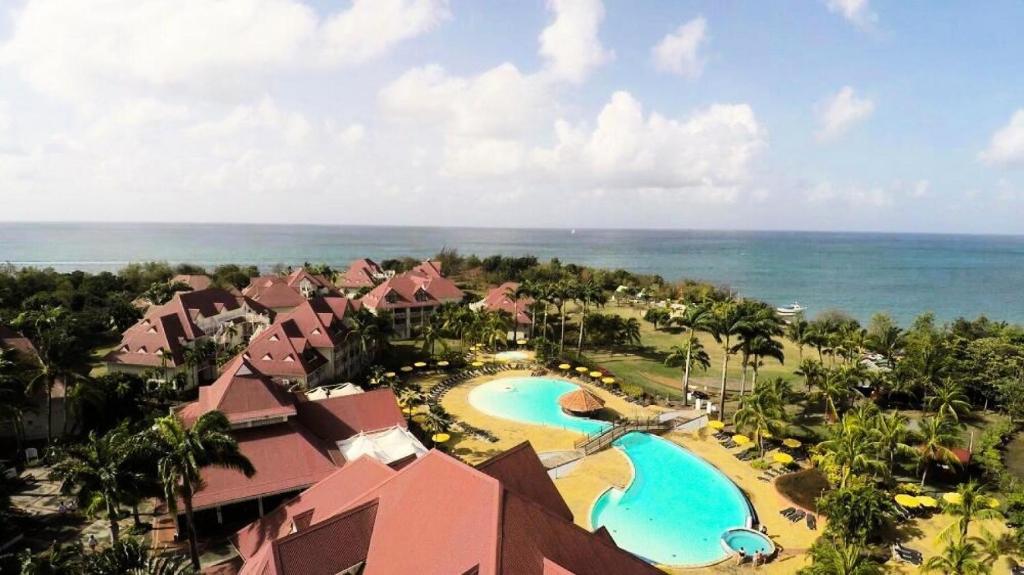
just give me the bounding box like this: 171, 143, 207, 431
468, 377, 610, 435
494, 350, 531, 362
591, 433, 753, 566
721, 528, 775, 557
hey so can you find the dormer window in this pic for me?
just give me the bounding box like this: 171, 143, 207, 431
414, 288, 430, 302
312, 328, 321, 335
146, 326, 157, 334
385, 291, 398, 304
262, 353, 272, 361
284, 355, 295, 363
269, 334, 279, 342
155, 349, 164, 356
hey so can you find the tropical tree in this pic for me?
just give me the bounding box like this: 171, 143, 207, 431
642, 307, 671, 330
925, 379, 972, 422
871, 411, 917, 479
664, 340, 710, 403
669, 302, 713, 404
922, 533, 991, 575
574, 280, 607, 358
732, 388, 787, 455
746, 334, 785, 392
917, 415, 961, 486
796, 358, 826, 394
83, 537, 196, 575
786, 318, 811, 362
420, 316, 447, 356
0, 348, 32, 457
816, 418, 884, 488
15, 541, 84, 574
864, 313, 905, 368
49, 426, 149, 541
798, 537, 884, 575
148, 412, 254, 569
707, 300, 750, 419
553, 280, 574, 356
817, 484, 895, 544
818, 367, 856, 423
942, 481, 1003, 540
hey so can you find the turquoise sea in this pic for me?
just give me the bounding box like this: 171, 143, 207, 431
1, 222, 1023, 324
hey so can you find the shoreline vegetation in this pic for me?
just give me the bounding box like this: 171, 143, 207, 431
2, 249, 1023, 573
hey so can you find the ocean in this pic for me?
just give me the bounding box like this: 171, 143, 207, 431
1, 222, 1023, 325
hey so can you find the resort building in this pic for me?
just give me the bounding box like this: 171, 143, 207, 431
171, 273, 214, 291
335, 258, 393, 296
0, 325, 69, 440
242, 267, 340, 314
173, 356, 420, 536
105, 288, 272, 387
246, 296, 370, 389
229, 442, 661, 575
359, 261, 465, 339
471, 281, 534, 339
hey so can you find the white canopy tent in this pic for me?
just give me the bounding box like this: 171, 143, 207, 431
305, 383, 365, 401
337, 427, 427, 465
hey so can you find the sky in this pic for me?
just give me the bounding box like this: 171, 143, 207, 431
1, 0, 1023, 234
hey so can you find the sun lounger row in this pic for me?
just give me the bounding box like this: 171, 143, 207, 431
779, 507, 806, 523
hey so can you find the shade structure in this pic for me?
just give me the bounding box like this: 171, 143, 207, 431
915, 496, 939, 508
400, 366, 413, 372
436, 361, 450, 367
772, 452, 794, 465
575, 366, 589, 373
558, 388, 606, 414
413, 361, 427, 368
338, 427, 427, 465
942, 492, 963, 505
589, 371, 603, 378
602, 377, 616, 384
708, 420, 726, 430
895, 493, 920, 508
471, 361, 484, 367
383, 372, 396, 378
431, 433, 450, 443
558, 363, 572, 370
782, 438, 802, 449
732, 434, 751, 446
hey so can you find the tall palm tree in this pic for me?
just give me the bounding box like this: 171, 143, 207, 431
785, 318, 810, 362
942, 481, 1003, 540
733, 390, 787, 455
732, 301, 783, 396
0, 348, 31, 458
574, 280, 607, 358
554, 281, 574, 356
922, 533, 991, 575
795, 358, 826, 394
818, 368, 854, 423
871, 411, 917, 479
917, 415, 961, 486
49, 426, 148, 541
148, 412, 254, 569
817, 421, 884, 488
865, 320, 904, 368
802, 538, 884, 575
747, 334, 785, 392
707, 301, 751, 419
925, 379, 972, 422
671, 302, 713, 404
664, 340, 710, 402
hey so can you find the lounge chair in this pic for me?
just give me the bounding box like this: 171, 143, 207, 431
806, 514, 816, 530
891, 545, 922, 566
1011, 566, 1024, 575
779, 507, 796, 518
757, 476, 771, 483
789, 510, 806, 523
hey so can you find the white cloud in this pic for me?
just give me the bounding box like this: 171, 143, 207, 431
806, 181, 892, 207
979, 109, 1024, 167
817, 86, 874, 141
0, 0, 447, 101
651, 17, 708, 78
825, 0, 877, 28
538, 0, 613, 83
909, 179, 930, 198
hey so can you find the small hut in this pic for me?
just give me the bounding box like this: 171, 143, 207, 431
558, 388, 606, 415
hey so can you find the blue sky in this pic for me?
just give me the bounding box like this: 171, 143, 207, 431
1, 0, 1023, 233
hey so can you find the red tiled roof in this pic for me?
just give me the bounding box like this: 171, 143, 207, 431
276, 296, 355, 350
0, 324, 37, 359
273, 500, 378, 575
172, 274, 213, 291
337, 259, 386, 289
480, 282, 533, 325
243, 277, 307, 310
190, 420, 340, 511
476, 443, 573, 522
360, 268, 464, 311
557, 389, 605, 414
179, 356, 296, 426
105, 312, 189, 368
235, 445, 661, 575
244, 320, 328, 379
285, 268, 335, 292
411, 260, 444, 278
294, 389, 406, 443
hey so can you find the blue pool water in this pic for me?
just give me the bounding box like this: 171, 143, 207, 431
591, 433, 752, 566
722, 528, 775, 556
468, 377, 611, 435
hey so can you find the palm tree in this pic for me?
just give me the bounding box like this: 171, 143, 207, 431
786, 318, 810, 362
733, 390, 786, 455
49, 426, 148, 541
942, 481, 1003, 540
0, 348, 32, 458
801, 538, 884, 575
148, 412, 254, 569
818, 368, 855, 423
925, 379, 972, 422
554, 281, 574, 356
795, 358, 825, 394
917, 415, 961, 486
747, 334, 785, 392
398, 386, 425, 409
574, 280, 607, 358
871, 411, 917, 479
423, 404, 453, 436
817, 421, 884, 488
922, 533, 991, 575
664, 341, 710, 402
670, 302, 713, 404
420, 317, 447, 357
707, 301, 751, 419
865, 318, 904, 368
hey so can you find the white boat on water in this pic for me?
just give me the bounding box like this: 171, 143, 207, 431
776, 302, 805, 316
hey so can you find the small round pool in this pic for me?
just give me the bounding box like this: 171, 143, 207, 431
494, 350, 531, 362
721, 528, 775, 557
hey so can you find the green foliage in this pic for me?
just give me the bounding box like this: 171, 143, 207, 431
798, 537, 884, 575
817, 484, 895, 544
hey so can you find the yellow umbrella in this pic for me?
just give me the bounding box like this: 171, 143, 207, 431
411, 414, 428, 424
575, 366, 589, 373
987, 497, 1000, 509
602, 377, 616, 384
413, 361, 427, 368
516, 339, 527, 345
782, 438, 802, 449
431, 433, 450, 443
558, 363, 571, 370
760, 431, 774, 440
402, 407, 413, 415
942, 492, 963, 505
400, 366, 413, 372
895, 493, 920, 508
708, 420, 726, 430
436, 361, 450, 367
383, 371, 396, 378
472, 361, 484, 367
589, 371, 603, 378
732, 434, 751, 446
915, 496, 939, 508
772, 452, 794, 465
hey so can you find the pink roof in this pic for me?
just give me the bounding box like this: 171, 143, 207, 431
244, 320, 328, 379
172, 274, 213, 291
285, 268, 335, 292
243, 276, 307, 310
410, 260, 444, 278
178, 356, 296, 426
294, 389, 406, 443
360, 269, 464, 311
0, 324, 37, 359
337, 258, 386, 289
276, 296, 355, 350
190, 420, 340, 511
234, 444, 662, 575
480, 282, 533, 325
